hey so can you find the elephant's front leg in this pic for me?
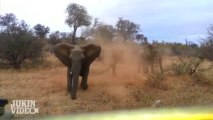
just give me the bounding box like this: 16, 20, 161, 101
81, 67, 89, 90
81, 74, 88, 90
67, 67, 71, 92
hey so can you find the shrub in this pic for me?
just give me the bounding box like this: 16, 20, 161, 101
0, 13, 44, 69
171, 57, 203, 76
145, 71, 168, 90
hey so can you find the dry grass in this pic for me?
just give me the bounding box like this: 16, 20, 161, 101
0, 42, 213, 119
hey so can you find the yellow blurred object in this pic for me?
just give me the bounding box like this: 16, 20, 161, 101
43, 107, 213, 120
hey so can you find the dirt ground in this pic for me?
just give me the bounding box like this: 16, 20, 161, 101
0, 42, 213, 119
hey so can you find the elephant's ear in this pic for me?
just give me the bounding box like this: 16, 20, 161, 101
53, 43, 75, 66
81, 43, 101, 64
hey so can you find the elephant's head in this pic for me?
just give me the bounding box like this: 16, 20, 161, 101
53, 43, 101, 99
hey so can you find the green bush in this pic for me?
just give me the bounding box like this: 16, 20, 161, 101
0, 13, 44, 69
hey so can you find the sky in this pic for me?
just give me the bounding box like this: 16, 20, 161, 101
0, 0, 213, 43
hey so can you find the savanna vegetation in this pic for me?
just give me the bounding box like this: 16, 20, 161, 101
0, 2, 213, 119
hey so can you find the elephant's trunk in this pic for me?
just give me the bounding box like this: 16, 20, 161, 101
70, 60, 81, 100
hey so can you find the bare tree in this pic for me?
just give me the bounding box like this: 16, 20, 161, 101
200, 25, 213, 60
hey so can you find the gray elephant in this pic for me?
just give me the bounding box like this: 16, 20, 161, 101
53, 43, 101, 99
138, 44, 163, 74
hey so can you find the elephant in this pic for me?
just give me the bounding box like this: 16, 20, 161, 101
138, 44, 163, 74
53, 43, 101, 99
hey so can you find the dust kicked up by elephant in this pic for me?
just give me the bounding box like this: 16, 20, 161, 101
138, 44, 163, 74
53, 43, 101, 100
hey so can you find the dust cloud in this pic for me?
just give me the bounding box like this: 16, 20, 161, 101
88, 40, 147, 101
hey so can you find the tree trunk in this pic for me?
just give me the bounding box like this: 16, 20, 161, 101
9, 59, 20, 69
13, 63, 21, 69
72, 26, 77, 44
